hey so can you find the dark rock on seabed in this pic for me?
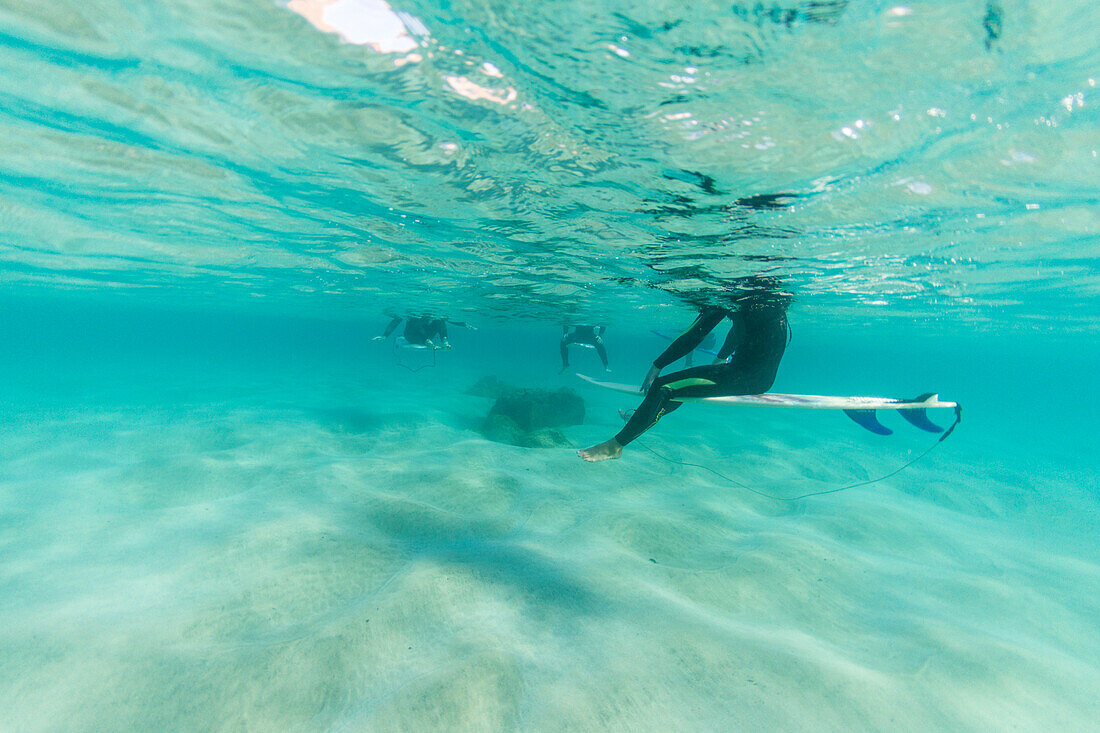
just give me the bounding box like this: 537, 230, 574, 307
469, 378, 585, 448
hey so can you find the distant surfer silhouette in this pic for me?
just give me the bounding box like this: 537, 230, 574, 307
579, 277, 789, 462
375, 315, 475, 350
560, 324, 610, 373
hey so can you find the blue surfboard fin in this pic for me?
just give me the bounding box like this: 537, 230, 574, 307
844, 409, 892, 436
897, 393, 945, 433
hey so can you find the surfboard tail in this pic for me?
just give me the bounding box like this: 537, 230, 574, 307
847, 394, 952, 436
576, 375, 959, 439
896, 393, 946, 433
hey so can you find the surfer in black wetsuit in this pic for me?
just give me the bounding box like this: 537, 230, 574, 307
560, 324, 610, 373
579, 281, 789, 462
375, 315, 475, 349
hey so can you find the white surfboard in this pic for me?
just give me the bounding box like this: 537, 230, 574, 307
577, 374, 959, 435
395, 336, 432, 350
578, 374, 955, 409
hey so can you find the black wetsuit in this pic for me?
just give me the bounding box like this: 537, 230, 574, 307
561, 325, 608, 370
615, 297, 789, 447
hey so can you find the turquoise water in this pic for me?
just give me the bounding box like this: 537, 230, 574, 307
2, 0, 1099, 729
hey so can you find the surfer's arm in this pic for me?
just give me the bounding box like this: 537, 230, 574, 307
653, 309, 725, 369
715, 312, 745, 361
379, 317, 402, 339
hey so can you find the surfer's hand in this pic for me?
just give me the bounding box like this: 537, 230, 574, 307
641, 365, 661, 393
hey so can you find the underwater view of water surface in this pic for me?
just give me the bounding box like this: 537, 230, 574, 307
2, 0, 1099, 729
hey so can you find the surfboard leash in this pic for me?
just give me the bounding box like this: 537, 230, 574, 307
392, 339, 438, 372
639, 403, 962, 501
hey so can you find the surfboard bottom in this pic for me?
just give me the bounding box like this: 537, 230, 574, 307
576, 374, 957, 411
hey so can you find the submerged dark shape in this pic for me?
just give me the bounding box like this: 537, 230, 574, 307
983, 1, 1003, 50
488, 386, 585, 432
730, 0, 849, 28
473, 380, 585, 448
662, 169, 721, 195
611, 12, 682, 39
732, 192, 800, 210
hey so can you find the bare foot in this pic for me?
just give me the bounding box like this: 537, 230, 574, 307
578, 439, 623, 462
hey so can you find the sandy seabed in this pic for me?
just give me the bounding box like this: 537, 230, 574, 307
1, 380, 1097, 732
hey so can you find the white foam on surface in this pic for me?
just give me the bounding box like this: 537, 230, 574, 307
287, 0, 422, 52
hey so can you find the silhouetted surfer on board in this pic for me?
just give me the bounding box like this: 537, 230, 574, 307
579, 276, 790, 462
560, 324, 610, 373
375, 315, 475, 350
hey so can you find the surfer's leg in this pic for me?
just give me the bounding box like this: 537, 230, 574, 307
579, 381, 674, 461
612, 384, 683, 447
424, 319, 450, 348
594, 339, 610, 371
611, 365, 742, 443
559, 337, 572, 371
614, 364, 729, 441
668, 370, 774, 403
580, 365, 731, 462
